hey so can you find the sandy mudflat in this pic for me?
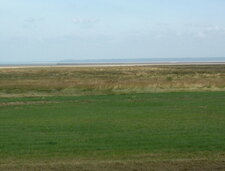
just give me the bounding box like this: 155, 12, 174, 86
0, 62, 225, 69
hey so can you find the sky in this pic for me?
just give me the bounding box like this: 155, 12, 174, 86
1, 0, 225, 63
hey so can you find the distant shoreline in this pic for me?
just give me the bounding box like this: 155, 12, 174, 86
1, 62, 225, 69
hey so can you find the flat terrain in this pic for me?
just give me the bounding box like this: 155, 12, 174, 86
1, 92, 225, 170
0, 64, 225, 97
0, 65, 225, 170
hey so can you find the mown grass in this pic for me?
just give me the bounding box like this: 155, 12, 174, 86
0, 92, 225, 164
0, 65, 225, 97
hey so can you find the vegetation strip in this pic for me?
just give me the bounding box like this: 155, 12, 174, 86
0, 65, 225, 96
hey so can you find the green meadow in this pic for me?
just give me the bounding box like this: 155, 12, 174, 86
0, 65, 225, 170
1, 91, 225, 170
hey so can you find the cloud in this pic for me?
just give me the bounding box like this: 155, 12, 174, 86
204, 25, 225, 33
72, 17, 99, 28
196, 32, 206, 38
182, 23, 225, 39
187, 23, 225, 32
23, 17, 44, 29
24, 17, 44, 24
184, 23, 212, 28
197, 25, 225, 38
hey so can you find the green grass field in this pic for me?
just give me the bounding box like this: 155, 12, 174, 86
1, 91, 225, 170
1, 65, 225, 170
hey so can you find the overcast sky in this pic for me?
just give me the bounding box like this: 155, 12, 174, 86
1, 0, 225, 63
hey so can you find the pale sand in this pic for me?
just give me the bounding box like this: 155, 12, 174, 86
0, 62, 225, 69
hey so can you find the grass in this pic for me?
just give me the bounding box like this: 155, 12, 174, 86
0, 65, 225, 96
1, 65, 225, 170
1, 91, 225, 170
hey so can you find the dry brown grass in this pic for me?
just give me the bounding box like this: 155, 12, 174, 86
0, 65, 225, 97
1, 159, 225, 171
